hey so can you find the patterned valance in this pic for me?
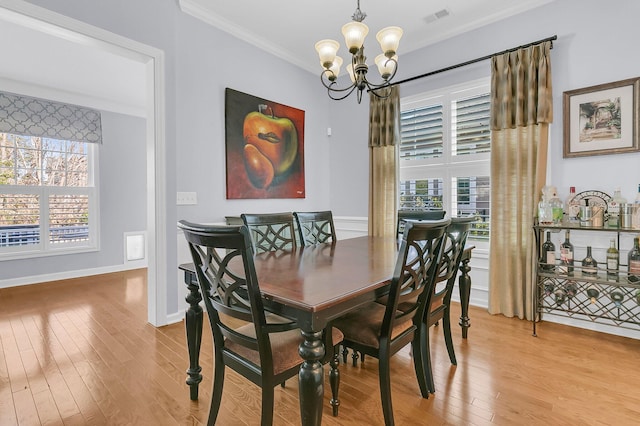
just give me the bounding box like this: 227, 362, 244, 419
0, 91, 102, 143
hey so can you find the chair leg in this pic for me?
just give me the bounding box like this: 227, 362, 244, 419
261, 386, 274, 426
361, 353, 365, 364
329, 349, 340, 416
208, 355, 225, 426
341, 345, 349, 363
443, 311, 457, 365
351, 350, 359, 367
378, 348, 395, 426
412, 325, 429, 398
423, 324, 436, 394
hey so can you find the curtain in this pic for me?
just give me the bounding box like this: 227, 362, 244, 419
488, 41, 553, 320
0, 91, 102, 143
368, 86, 400, 237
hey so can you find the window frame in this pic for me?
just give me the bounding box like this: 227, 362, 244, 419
0, 137, 100, 260
398, 78, 491, 246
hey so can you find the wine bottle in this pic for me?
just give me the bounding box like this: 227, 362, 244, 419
581, 246, 598, 276
606, 238, 619, 281
586, 284, 599, 304
610, 288, 624, 307
628, 236, 640, 283
559, 230, 574, 275
565, 282, 578, 299
554, 287, 566, 305
540, 231, 556, 270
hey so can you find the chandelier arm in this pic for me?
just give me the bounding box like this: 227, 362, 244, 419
328, 84, 359, 101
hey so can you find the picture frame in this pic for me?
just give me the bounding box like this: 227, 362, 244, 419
224, 88, 305, 199
563, 77, 640, 158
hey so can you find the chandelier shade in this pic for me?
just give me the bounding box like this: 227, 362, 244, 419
315, 0, 402, 103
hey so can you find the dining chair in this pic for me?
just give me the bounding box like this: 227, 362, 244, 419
241, 212, 297, 254
293, 210, 337, 246
421, 215, 476, 395
178, 221, 343, 425
396, 210, 446, 240
333, 219, 449, 426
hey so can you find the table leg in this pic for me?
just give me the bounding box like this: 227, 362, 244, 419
458, 254, 472, 339
298, 329, 325, 426
184, 272, 203, 400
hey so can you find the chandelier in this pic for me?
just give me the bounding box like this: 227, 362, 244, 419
315, 0, 402, 103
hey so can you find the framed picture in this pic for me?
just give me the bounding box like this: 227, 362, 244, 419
225, 88, 305, 199
563, 77, 640, 158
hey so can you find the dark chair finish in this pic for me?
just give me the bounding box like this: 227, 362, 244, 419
241, 212, 297, 254
293, 211, 337, 246
333, 219, 449, 426
421, 215, 476, 395
396, 210, 446, 239
178, 221, 342, 425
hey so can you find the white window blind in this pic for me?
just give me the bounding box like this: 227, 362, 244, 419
399, 79, 491, 242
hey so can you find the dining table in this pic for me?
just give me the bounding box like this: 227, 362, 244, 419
178, 235, 474, 426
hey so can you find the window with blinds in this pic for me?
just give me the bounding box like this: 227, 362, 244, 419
399, 79, 491, 242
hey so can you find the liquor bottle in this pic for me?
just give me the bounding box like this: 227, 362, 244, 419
606, 238, 619, 280
634, 184, 640, 229
586, 284, 599, 304
540, 231, 556, 270
565, 186, 580, 223
558, 230, 574, 275
581, 246, 598, 275
628, 236, 640, 283
607, 188, 627, 227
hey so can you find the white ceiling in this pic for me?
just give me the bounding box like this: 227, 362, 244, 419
179, 0, 555, 74
0, 9, 147, 116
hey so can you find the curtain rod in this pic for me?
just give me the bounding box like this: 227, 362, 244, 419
388, 34, 557, 88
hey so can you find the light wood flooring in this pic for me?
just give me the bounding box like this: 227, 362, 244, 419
1, 269, 640, 425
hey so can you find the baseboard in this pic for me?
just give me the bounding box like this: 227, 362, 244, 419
0, 260, 148, 289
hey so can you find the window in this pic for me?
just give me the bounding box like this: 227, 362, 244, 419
0, 133, 98, 258
398, 79, 491, 242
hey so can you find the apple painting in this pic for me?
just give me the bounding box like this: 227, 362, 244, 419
242, 104, 298, 189
225, 88, 305, 199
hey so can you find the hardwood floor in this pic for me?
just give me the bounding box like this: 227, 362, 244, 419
1, 269, 639, 425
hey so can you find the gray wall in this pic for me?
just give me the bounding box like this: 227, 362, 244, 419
0, 111, 146, 280
12, 0, 640, 322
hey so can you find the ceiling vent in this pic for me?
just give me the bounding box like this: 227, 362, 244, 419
424, 8, 451, 24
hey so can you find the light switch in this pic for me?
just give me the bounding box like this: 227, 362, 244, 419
177, 192, 197, 205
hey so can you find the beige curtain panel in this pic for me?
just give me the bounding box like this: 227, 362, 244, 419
368, 86, 400, 237
488, 41, 553, 320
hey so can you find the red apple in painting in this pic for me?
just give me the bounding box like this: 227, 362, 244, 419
243, 104, 298, 188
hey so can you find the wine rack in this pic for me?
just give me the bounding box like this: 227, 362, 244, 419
533, 222, 640, 336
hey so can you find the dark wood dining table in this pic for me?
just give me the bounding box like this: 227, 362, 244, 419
179, 235, 474, 426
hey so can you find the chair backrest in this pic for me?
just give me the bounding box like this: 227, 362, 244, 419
397, 210, 446, 239
427, 215, 476, 322
381, 219, 450, 342
178, 221, 298, 376
241, 212, 297, 254
293, 211, 337, 246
